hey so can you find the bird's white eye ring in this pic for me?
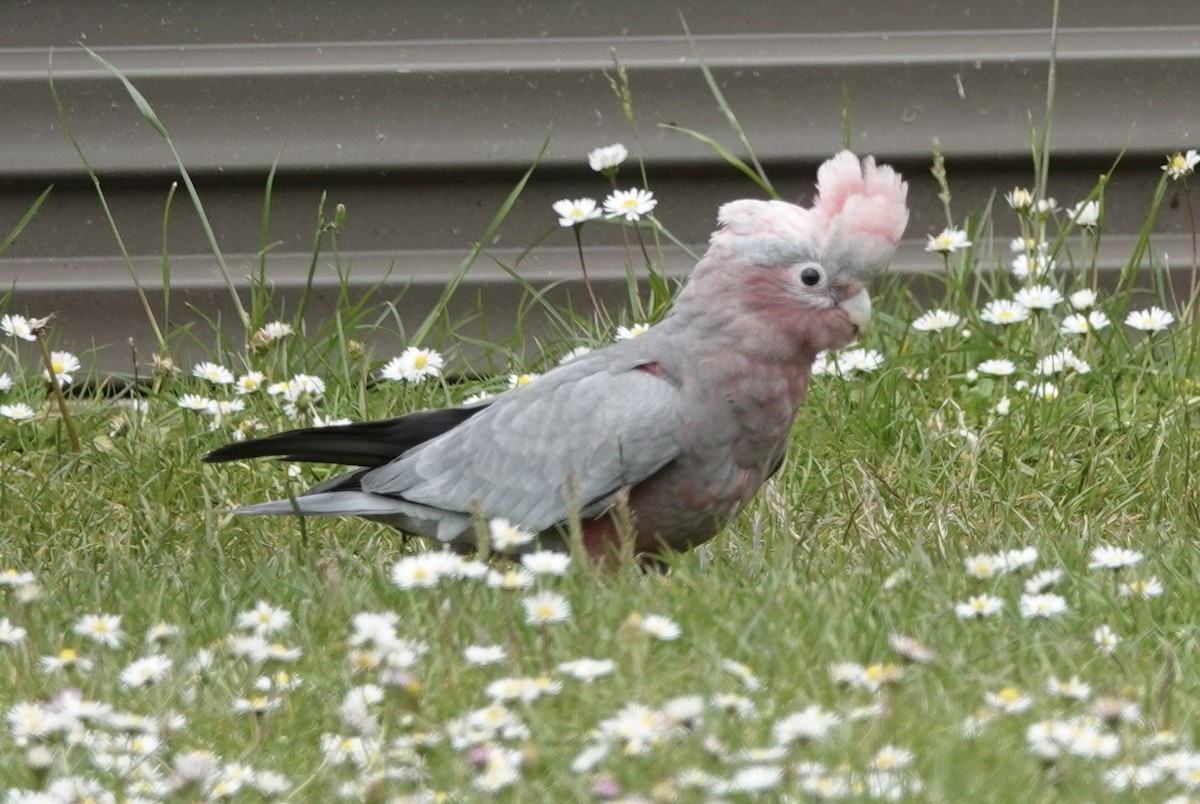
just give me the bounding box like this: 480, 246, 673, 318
799, 266, 823, 286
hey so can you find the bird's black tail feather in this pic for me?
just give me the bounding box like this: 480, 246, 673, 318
203, 404, 488, 468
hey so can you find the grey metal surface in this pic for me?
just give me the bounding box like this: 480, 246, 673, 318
2, 2, 1199, 369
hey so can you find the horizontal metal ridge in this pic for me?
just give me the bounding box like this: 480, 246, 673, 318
11, 234, 1194, 372
12, 27, 1200, 74
7, 235, 1195, 289
3, 27, 1198, 181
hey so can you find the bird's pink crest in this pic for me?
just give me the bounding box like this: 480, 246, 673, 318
812, 151, 909, 278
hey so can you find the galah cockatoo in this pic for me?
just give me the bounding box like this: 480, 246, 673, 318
205, 151, 909, 558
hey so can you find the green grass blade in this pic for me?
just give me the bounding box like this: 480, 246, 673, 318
659, 124, 779, 199
0, 185, 53, 259
409, 133, 551, 346
82, 45, 250, 335
47, 60, 166, 351
678, 14, 777, 198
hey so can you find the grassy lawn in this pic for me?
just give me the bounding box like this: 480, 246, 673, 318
2, 48, 1200, 804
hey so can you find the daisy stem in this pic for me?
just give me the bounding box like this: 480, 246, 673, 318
538, 624, 552, 673
633, 224, 654, 277
617, 222, 644, 320
609, 174, 644, 319
35, 332, 81, 453
571, 225, 602, 320
1182, 180, 1198, 330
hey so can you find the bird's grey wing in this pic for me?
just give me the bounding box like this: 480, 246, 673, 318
359, 362, 683, 536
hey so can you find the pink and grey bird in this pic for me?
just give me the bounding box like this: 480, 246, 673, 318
204, 151, 909, 558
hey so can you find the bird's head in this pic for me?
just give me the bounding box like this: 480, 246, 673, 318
706, 152, 908, 350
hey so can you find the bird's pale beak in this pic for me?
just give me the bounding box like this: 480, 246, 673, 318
838, 286, 873, 334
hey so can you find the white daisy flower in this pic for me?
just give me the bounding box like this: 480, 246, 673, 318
0, 372, 11, 393
236, 601, 292, 636
6, 702, 66, 741
1163, 149, 1200, 180
256, 321, 294, 342
145, 621, 180, 644
520, 550, 571, 576
810, 351, 839, 377
976, 358, 1016, 376
1068, 200, 1100, 227
558, 346, 591, 364
177, 393, 215, 411
486, 567, 536, 590
727, 764, 785, 793
507, 372, 540, 389
73, 614, 124, 648
1028, 382, 1060, 400
551, 198, 602, 227
772, 705, 840, 744
603, 188, 657, 221
980, 300, 1030, 325
44, 351, 81, 385
235, 371, 266, 394
558, 657, 616, 682
1070, 288, 1097, 309
924, 227, 972, 254
587, 143, 628, 172
464, 645, 507, 666
871, 745, 915, 771
0, 569, 35, 587
955, 594, 1004, 619
1047, 676, 1092, 700
1088, 545, 1143, 570
522, 591, 571, 624
40, 647, 93, 673
268, 374, 326, 407
1006, 187, 1034, 211
1060, 311, 1112, 334
911, 309, 961, 332
192, 361, 234, 385
986, 687, 1033, 713
837, 348, 884, 374
1019, 593, 1068, 618
1011, 252, 1057, 280
1093, 624, 1121, 653
1014, 284, 1064, 310
120, 655, 173, 688
1067, 727, 1120, 759
1118, 577, 1164, 599
722, 658, 762, 690
1002, 546, 1038, 569
1124, 306, 1175, 332
615, 322, 651, 340
1, 314, 37, 341
1034, 197, 1060, 217
232, 695, 281, 714
489, 518, 535, 552
390, 551, 461, 589
1037, 348, 1089, 375
638, 613, 681, 641
207, 398, 246, 417
1024, 568, 1064, 593
0, 618, 28, 645
0, 403, 35, 421
380, 346, 444, 383
964, 553, 1006, 579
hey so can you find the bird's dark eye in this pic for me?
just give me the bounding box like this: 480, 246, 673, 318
799, 266, 822, 286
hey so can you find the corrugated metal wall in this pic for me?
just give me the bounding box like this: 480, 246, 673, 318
3, 2, 1199, 368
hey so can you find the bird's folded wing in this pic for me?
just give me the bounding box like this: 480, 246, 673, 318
359, 364, 683, 532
